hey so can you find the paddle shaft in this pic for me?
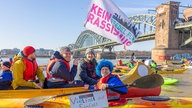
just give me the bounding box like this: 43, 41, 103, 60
53, 84, 130, 98
33, 82, 42, 89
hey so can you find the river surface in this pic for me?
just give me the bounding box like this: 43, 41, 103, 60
1, 57, 192, 98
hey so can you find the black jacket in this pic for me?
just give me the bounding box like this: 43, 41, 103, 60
79, 58, 100, 85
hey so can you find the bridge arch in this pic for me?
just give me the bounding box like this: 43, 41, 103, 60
128, 14, 156, 34
71, 30, 111, 49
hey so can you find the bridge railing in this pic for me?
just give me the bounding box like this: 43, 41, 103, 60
175, 21, 192, 29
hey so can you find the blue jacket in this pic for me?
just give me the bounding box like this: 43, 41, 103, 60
0, 70, 13, 81
107, 75, 128, 94
50, 61, 77, 81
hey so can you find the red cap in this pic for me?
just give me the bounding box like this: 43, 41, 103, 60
23, 46, 35, 56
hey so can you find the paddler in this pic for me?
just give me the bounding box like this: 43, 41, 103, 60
11, 46, 45, 89
46, 47, 84, 88
79, 48, 100, 87
95, 59, 128, 106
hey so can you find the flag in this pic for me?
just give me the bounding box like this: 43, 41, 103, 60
84, 0, 141, 46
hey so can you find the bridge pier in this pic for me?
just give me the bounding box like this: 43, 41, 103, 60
152, 1, 192, 64
152, 48, 192, 64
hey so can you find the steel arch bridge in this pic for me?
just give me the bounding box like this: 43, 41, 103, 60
68, 14, 156, 50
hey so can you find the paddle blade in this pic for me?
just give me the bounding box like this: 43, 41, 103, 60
24, 96, 52, 106
130, 74, 164, 88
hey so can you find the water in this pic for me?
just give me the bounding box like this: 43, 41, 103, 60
160, 69, 192, 97
2, 57, 192, 97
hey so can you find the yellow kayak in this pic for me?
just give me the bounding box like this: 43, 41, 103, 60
2, 96, 192, 108
118, 62, 154, 84
0, 87, 87, 99
157, 68, 188, 74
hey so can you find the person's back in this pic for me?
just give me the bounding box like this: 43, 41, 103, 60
46, 51, 64, 79
0, 61, 13, 90
150, 61, 157, 72
11, 46, 45, 90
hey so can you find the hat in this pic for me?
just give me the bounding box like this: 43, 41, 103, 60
2, 61, 11, 68
85, 48, 95, 56
96, 59, 114, 77
23, 46, 35, 56
60, 47, 71, 54
51, 51, 63, 59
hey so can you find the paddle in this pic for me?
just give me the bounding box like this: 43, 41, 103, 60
24, 74, 164, 106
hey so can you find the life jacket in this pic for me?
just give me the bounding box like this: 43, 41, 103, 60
97, 74, 120, 98
117, 60, 122, 66
63, 60, 70, 71
84, 59, 97, 78
47, 59, 70, 82
97, 74, 127, 106
23, 58, 38, 81
46, 59, 56, 79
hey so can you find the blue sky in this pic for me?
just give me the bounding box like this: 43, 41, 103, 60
0, 0, 191, 51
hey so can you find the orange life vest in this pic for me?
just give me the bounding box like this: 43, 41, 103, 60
118, 60, 122, 66
23, 58, 38, 81
46, 59, 56, 78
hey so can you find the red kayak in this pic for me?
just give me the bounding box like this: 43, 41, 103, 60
121, 86, 161, 98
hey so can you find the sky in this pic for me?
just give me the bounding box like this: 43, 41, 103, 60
0, 0, 191, 51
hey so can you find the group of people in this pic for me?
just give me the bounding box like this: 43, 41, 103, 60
0, 45, 127, 102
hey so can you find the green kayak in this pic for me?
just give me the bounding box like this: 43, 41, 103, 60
163, 77, 179, 85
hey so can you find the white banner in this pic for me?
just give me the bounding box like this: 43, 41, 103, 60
84, 0, 141, 46
69, 90, 108, 108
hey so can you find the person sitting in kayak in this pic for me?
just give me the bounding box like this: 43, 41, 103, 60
46, 47, 84, 88
117, 59, 123, 66
46, 51, 63, 78
95, 59, 128, 106
150, 60, 157, 73
0, 61, 13, 90
144, 59, 157, 73
11, 46, 45, 90
79, 48, 100, 87
128, 56, 136, 69
44, 51, 64, 88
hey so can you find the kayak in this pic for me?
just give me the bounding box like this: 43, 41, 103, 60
157, 68, 188, 74
0, 87, 161, 108
6, 96, 192, 108
119, 62, 154, 84
0, 85, 161, 98
113, 66, 188, 75
120, 86, 161, 98
0, 87, 87, 98
0, 62, 162, 107
115, 65, 129, 70
163, 77, 179, 85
